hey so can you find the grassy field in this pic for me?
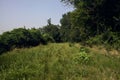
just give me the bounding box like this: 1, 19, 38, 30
0, 43, 120, 80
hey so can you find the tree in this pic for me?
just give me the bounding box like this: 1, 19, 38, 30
61, 0, 120, 39
60, 12, 72, 42
47, 18, 52, 25
0, 28, 47, 54
42, 19, 61, 42
29, 28, 46, 46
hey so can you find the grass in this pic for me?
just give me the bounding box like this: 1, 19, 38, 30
0, 43, 120, 80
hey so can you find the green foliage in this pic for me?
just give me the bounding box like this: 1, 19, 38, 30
60, 0, 120, 48
0, 43, 120, 80
86, 35, 103, 46
29, 28, 47, 46
60, 12, 82, 42
0, 28, 46, 54
0, 41, 8, 54
86, 32, 120, 50
42, 20, 61, 42
74, 47, 92, 65
60, 12, 72, 42
42, 33, 55, 43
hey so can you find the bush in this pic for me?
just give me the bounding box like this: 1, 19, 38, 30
0, 28, 47, 54
86, 32, 120, 50
0, 41, 8, 54
42, 33, 55, 43
74, 47, 93, 65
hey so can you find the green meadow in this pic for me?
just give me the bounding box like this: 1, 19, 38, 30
0, 43, 120, 80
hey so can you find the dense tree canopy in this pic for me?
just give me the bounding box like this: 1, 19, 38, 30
42, 19, 61, 42
0, 28, 46, 54
60, 12, 72, 42
61, 0, 120, 35
60, 0, 120, 49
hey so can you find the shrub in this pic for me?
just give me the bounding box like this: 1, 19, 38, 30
42, 33, 55, 43
0, 28, 47, 54
86, 32, 120, 50
74, 47, 92, 65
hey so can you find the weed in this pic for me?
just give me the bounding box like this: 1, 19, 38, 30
0, 43, 120, 80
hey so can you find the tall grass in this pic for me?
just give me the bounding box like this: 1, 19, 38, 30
0, 43, 120, 80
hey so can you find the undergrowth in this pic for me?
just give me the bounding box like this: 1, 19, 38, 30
0, 43, 120, 80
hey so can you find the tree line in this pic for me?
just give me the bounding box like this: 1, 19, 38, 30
0, 0, 120, 54
60, 0, 120, 49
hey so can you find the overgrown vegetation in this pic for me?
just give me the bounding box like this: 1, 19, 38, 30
0, 28, 47, 54
60, 0, 120, 49
0, 0, 120, 54
0, 43, 120, 80
0, 0, 120, 79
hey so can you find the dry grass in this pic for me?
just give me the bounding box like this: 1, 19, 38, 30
87, 45, 120, 56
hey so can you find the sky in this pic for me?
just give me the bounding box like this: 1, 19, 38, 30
0, 0, 74, 34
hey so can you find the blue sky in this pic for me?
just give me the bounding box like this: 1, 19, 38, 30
0, 0, 73, 34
